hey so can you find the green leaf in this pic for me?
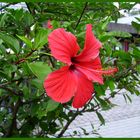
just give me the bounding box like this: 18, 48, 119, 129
108, 80, 115, 92
17, 35, 32, 48
132, 21, 140, 31
135, 17, 140, 22
136, 65, 140, 73
114, 50, 132, 62
80, 127, 89, 135
34, 28, 49, 49
94, 84, 106, 96
123, 94, 127, 103
133, 48, 140, 60
40, 122, 48, 131
51, 20, 61, 29
133, 89, 140, 96
95, 96, 111, 110
31, 79, 43, 90
123, 94, 132, 103
22, 62, 32, 75
99, 34, 111, 42
104, 44, 112, 56
0, 70, 9, 80
28, 62, 51, 83
101, 16, 111, 31
108, 31, 132, 38
46, 99, 59, 113
0, 32, 20, 54
23, 12, 34, 27
0, 43, 6, 55
96, 111, 105, 125
0, 13, 8, 27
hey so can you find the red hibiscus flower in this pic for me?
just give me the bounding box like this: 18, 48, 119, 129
46, 20, 53, 29
44, 24, 118, 108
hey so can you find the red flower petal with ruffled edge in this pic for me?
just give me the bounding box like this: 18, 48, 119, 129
75, 56, 118, 84
48, 28, 80, 65
75, 24, 102, 62
44, 66, 77, 103
72, 69, 93, 108
44, 66, 94, 108
75, 56, 104, 84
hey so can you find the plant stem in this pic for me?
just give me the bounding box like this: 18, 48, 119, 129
57, 112, 78, 138
57, 96, 94, 138
25, 2, 35, 15
5, 98, 21, 137
0, 85, 23, 96
15, 49, 36, 65
74, 2, 88, 30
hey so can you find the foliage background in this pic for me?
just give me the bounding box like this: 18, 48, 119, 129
0, 2, 140, 137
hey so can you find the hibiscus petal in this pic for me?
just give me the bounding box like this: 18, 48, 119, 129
76, 24, 102, 62
72, 70, 93, 108
75, 56, 104, 84
46, 20, 53, 29
79, 56, 102, 69
76, 66, 104, 84
44, 66, 77, 103
48, 28, 80, 65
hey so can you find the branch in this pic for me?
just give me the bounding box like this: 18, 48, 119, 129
5, 98, 21, 137
43, 46, 55, 68
57, 111, 78, 138
21, 93, 44, 105
14, 49, 36, 65
43, 9, 72, 17
0, 85, 23, 97
0, 94, 9, 104
74, 2, 88, 30
115, 64, 137, 82
25, 2, 35, 15
0, 78, 23, 87
57, 95, 94, 138
0, 126, 6, 136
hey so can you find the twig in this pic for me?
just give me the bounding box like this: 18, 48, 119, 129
25, 2, 35, 15
83, 89, 122, 113
0, 85, 23, 97
115, 64, 137, 82
43, 9, 72, 17
0, 126, 6, 135
5, 98, 21, 137
74, 2, 88, 30
14, 49, 36, 65
57, 111, 78, 138
0, 95, 9, 104
43, 46, 55, 68
57, 95, 94, 138
0, 78, 23, 87
22, 93, 44, 105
